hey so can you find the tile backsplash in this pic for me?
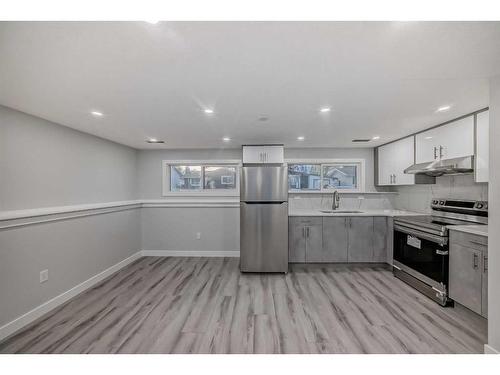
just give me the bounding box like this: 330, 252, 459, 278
288, 193, 395, 211
288, 174, 488, 214
391, 174, 488, 213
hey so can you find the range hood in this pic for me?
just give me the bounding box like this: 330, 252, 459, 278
404, 155, 474, 177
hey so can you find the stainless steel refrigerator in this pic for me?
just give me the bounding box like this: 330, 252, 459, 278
240, 166, 288, 273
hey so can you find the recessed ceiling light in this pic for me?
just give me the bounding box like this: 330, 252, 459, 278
145, 20, 160, 24
297, 136, 305, 141
91, 110, 103, 117
425, 136, 433, 140
319, 107, 331, 113
204, 109, 214, 114
436, 105, 451, 112
372, 136, 380, 140
146, 138, 164, 144
222, 137, 231, 142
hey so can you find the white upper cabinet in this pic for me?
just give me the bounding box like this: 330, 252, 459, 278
475, 110, 489, 183
377, 142, 394, 186
377, 136, 415, 186
416, 115, 474, 164
242, 145, 284, 164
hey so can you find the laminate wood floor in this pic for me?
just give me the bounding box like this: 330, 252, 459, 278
0, 257, 487, 354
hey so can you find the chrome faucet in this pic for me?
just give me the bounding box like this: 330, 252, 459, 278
332, 190, 340, 210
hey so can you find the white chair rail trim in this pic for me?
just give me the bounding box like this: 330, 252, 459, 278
0, 198, 240, 229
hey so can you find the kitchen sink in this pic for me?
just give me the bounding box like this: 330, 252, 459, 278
319, 210, 364, 214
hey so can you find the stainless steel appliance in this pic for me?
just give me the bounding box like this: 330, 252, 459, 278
404, 155, 474, 176
240, 165, 288, 273
393, 198, 488, 306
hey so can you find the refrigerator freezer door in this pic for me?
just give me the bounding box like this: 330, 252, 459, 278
241, 166, 288, 202
240, 202, 288, 272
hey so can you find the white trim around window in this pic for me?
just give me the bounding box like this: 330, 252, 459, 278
162, 160, 242, 197
285, 158, 365, 193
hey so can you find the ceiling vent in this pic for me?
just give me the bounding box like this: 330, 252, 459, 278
351, 139, 371, 143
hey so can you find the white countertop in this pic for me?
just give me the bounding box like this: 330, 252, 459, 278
289, 208, 424, 217
448, 224, 488, 237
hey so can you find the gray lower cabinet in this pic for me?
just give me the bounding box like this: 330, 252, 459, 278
289, 215, 389, 264
347, 217, 374, 262
305, 221, 324, 262
449, 230, 488, 317
321, 217, 348, 262
449, 244, 483, 315
373, 217, 388, 263
289, 217, 307, 262
482, 255, 488, 318
288, 217, 323, 263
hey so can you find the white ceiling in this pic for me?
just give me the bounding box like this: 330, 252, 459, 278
1, 21, 499, 149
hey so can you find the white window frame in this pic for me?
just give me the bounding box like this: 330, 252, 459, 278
162, 160, 241, 196
286, 158, 365, 193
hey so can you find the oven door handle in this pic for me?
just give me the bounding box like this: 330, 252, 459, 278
394, 224, 448, 246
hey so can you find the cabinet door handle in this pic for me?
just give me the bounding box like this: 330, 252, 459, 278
439, 145, 444, 159
306, 227, 310, 238
302, 227, 305, 238
484, 255, 488, 273
434, 146, 437, 159
473, 253, 479, 269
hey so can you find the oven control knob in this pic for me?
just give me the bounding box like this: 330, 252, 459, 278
439, 200, 445, 205
476, 203, 484, 209
432, 200, 438, 205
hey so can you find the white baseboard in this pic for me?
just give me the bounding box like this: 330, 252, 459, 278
0, 251, 142, 343
484, 344, 500, 354
141, 250, 240, 257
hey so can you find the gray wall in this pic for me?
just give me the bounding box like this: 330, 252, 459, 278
488, 76, 500, 353
141, 207, 238, 252
137, 149, 241, 252
0, 106, 140, 330
0, 105, 138, 211
137, 147, 377, 253
0, 209, 140, 328
137, 147, 377, 199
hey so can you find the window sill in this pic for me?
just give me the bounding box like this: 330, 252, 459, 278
161, 191, 239, 198
288, 191, 398, 195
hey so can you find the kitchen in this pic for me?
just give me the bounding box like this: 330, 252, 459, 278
0, 19, 499, 362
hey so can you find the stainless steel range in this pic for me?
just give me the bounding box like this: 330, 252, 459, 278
393, 199, 488, 306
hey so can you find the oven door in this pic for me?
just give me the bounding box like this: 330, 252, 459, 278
393, 224, 449, 285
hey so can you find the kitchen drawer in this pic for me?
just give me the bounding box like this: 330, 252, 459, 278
289, 217, 323, 226
450, 230, 488, 251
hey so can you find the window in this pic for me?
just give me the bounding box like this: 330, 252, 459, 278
204, 166, 237, 190
170, 165, 202, 191
288, 164, 321, 191
287, 160, 364, 192
322, 164, 358, 190
163, 160, 240, 195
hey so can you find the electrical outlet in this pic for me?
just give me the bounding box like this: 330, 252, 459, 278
196, 232, 201, 240
358, 196, 365, 200
40, 269, 48, 283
